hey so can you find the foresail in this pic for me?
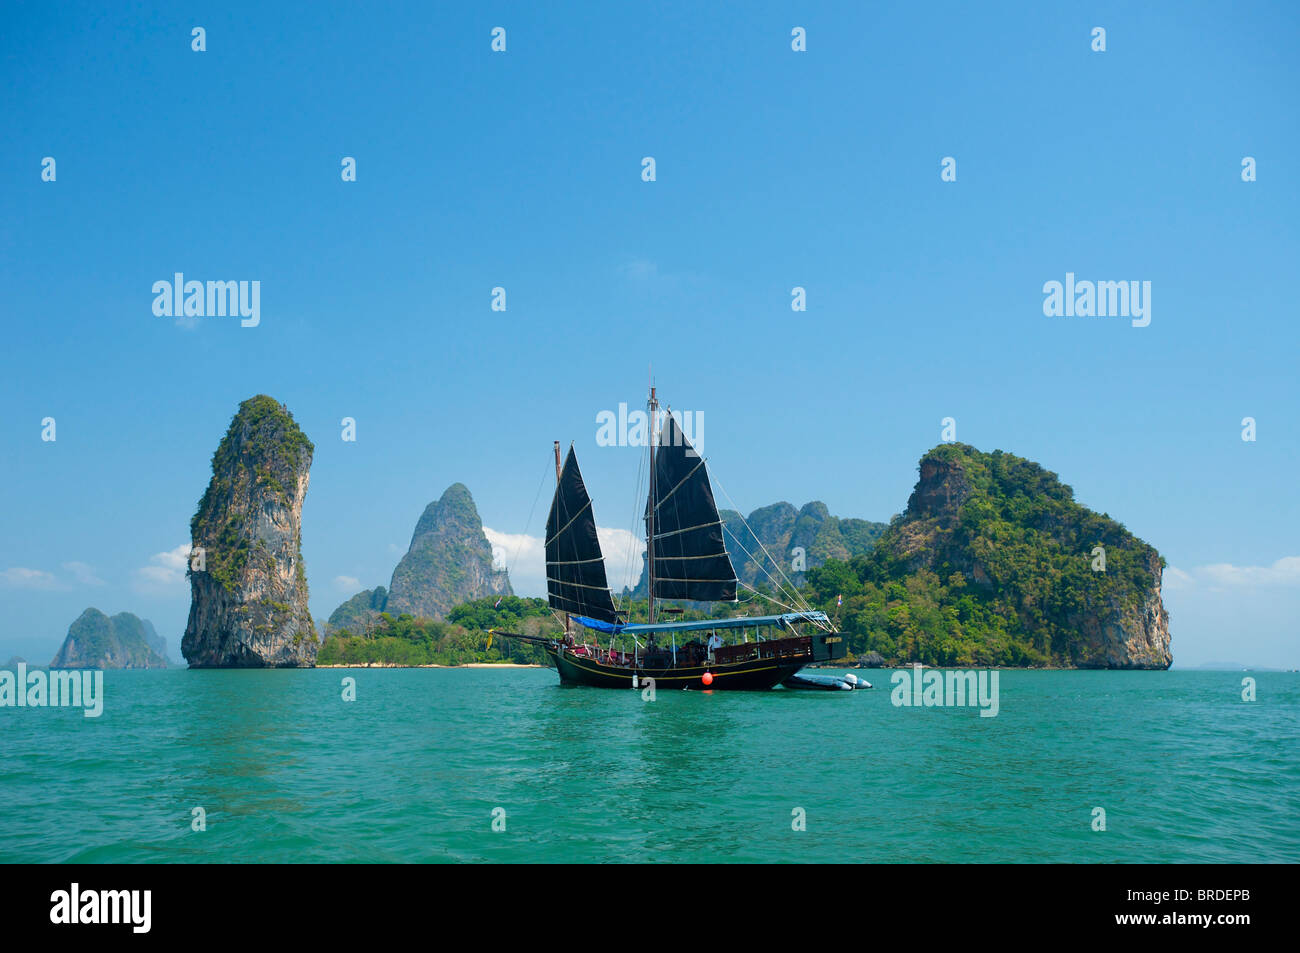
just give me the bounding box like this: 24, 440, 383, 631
546, 447, 619, 623
647, 412, 738, 602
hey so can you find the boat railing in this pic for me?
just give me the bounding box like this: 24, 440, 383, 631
714, 635, 811, 665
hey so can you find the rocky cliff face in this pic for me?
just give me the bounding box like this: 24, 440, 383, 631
141, 618, 171, 664
181, 395, 318, 668
631, 500, 886, 597
876, 444, 1172, 669
51, 608, 168, 669
384, 483, 512, 620
1071, 550, 1171, 669
905, 457, 973, 521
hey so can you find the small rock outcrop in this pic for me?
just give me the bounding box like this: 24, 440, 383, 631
181, 395, 318, 668
384, 484, 512, 620
50, 608, 168, 669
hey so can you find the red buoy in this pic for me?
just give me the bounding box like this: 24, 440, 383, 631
702, 671, 713, 686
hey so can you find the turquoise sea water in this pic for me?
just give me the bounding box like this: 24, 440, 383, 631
1, 668, 1297, 863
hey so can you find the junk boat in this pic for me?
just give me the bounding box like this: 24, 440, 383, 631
493, 386, 849, 689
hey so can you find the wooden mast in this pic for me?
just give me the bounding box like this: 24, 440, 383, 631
554, 440, 569, 638
647, 386, 657, 626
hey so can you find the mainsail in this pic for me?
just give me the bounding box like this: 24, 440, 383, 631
546, 447, 619, 623
646, 412, 738, 602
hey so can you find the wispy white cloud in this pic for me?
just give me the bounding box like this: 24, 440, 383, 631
483, 528, 544, 595
1, 561, 112, 590
62, 561, 105, 586
598, 526, 645, 594
1166, 557, 1300, 591
618, 257, 660, 282
483, 526, 645, 599
333, 575, 361, 592
0, 567, 61, 590
131, 544, 191, 592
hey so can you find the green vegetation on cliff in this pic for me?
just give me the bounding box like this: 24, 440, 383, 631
190, 395, 315, 594
381, 483, 512, 620
804, 444, 1169, 668
318, 596, 557, 666
183, 394, 318, 667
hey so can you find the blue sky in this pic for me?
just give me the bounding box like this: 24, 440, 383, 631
1, 1, 1297, 667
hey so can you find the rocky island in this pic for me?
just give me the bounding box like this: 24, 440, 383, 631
181, 395, 318, 667
805, 443, 1172, 669
50, 608, 168, 669
325, 482, 512, 635
386, 482, 513, 618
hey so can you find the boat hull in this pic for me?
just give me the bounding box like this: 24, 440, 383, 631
546, 645, 804, 690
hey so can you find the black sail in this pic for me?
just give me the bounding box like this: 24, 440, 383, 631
647, 412, 738, 602
546, 447, 619, 623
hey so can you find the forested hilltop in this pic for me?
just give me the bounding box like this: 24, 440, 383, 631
318, 596, 558, 666
804, 444, 1171, 669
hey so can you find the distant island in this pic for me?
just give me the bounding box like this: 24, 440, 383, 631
50, 608, 169, 669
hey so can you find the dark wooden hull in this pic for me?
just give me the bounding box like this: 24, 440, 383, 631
545, 645, 805, 690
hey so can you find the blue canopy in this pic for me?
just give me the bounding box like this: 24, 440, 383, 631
571, 611, 828, 636
571, 615, 623, 634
